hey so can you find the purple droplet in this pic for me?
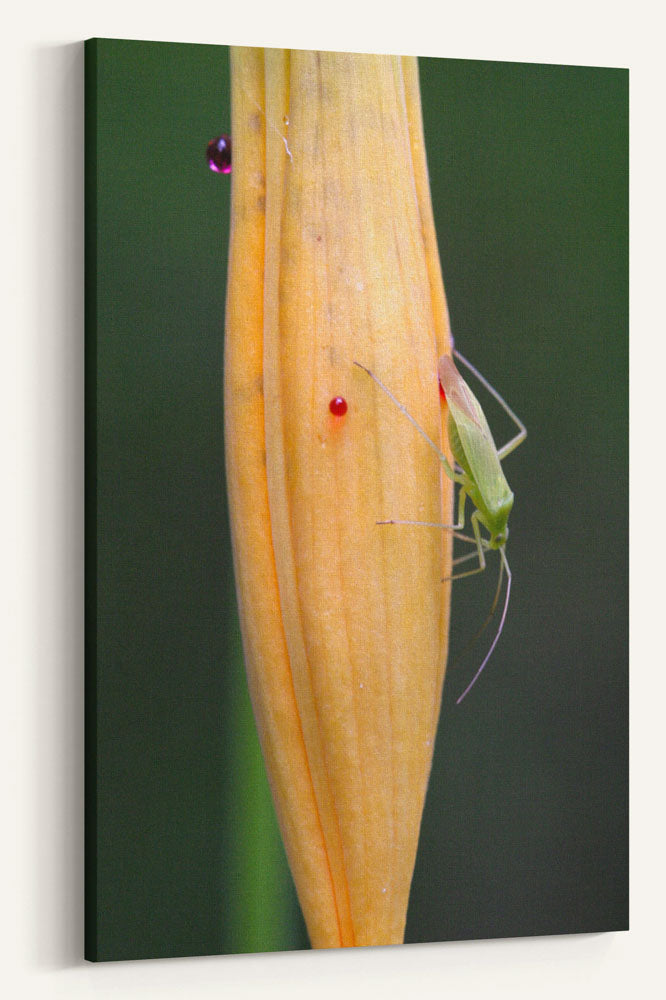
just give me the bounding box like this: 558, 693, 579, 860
206, 134, 231, 174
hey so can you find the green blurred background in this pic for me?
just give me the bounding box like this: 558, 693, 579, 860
85, 40, 627, 960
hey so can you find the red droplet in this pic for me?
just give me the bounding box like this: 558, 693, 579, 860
329, 396, 348, 417
206, 134, 231, 174
439, 379, 447, 402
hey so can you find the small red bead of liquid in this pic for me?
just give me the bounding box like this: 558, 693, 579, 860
329, 396, 348, 417
439, 380, 447, 402
206, 134, 232, 174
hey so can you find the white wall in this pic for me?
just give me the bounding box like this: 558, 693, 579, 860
4, 1, 663, 996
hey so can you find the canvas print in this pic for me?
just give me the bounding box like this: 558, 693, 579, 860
85, 38, 628, 961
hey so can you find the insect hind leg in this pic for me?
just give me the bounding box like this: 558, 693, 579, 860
353, 361, 465, 485
452, 349, 526, 460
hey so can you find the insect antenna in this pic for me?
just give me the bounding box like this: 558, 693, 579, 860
456, 547, 512, 705
448, 549, 504, 663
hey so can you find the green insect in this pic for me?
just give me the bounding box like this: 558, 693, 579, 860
354, 347, 526, 703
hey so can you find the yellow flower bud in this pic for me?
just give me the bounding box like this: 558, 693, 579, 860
225, 46, 453, 948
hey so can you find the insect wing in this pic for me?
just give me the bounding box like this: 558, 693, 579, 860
439, 355, 512, 515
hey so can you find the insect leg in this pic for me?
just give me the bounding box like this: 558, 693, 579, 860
443, 510, 487, 582
353, 361, 465, 485
377, 519, 460, 528
377, 485, 469, 533
452, 349, 527, 460
453, 549, 484, 567
453, 531, 477, 544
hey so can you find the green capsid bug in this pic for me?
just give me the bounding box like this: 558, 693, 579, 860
353, 349, 526, 703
